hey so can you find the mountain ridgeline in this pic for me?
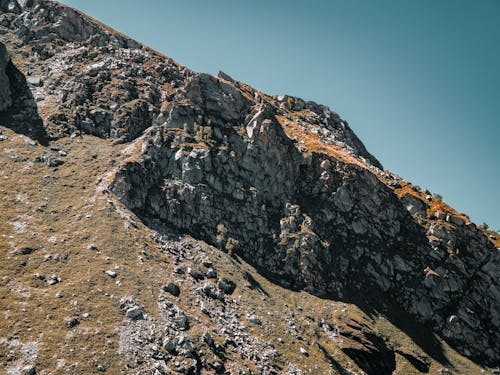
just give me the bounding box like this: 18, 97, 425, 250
0, 1, 498, 374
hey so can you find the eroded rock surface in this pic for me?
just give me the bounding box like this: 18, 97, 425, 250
1, 0, 499, 372
110, 68, 499, 366
111, 74, 499, 369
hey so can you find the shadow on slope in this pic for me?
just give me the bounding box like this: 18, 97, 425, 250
345, 286, 450, 367
0, 61, 49, 146
254, 261, 449, 375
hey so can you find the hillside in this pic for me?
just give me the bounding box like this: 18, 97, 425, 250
0, 1, 499, 374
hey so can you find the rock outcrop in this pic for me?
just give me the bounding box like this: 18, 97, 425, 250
0, 0, 498, 372
0, 40, 48, 143
110, 73, 500, 365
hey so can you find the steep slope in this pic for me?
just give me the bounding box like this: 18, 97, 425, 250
0, 1, 498, 374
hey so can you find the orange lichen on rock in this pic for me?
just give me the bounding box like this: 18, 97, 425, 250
276, 115, 369, 170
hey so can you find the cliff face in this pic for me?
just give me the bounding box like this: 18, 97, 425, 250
110, 73, 499, 366
0, 1, 498, 374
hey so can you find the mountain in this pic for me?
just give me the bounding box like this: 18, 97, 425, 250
0, 1, 499, 374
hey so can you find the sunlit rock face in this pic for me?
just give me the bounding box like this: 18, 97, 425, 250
1, 0, 498, 369
110, 58, 500, 367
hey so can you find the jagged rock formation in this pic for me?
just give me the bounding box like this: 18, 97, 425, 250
0, 1, 499, 374
110, 73, 500, 367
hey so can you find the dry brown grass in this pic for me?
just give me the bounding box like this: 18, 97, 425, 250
385, 179, 470, 224
0, 127, 165, 372
276, 115, 369, 170
0, 3, 489, 372
485, 230, 500, 248
0, 124, 487, 374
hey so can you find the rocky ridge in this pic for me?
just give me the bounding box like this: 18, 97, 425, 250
0, 0, 499, 374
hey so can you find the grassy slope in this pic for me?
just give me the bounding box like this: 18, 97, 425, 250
0, 126, 487, 374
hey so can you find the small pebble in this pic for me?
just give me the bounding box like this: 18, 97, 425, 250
105, 270, 117, 278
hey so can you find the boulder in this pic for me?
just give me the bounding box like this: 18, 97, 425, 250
163, 282, 180, 297
27, 76, 43, 87
400, 193, 428, 217
218, 278, 236, 295
125, 306, 144, 320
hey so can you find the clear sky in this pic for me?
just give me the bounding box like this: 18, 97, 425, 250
60, 0, 499, 230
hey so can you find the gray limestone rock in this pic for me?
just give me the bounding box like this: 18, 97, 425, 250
27, 76, 43, 87
110, 95, 500, 365
125, 306, 144, 320
400, 193, 428, 217
163, 282, 181, 297
0, 0, 497, 368
218, 278, 236, 295
65, 317, 80, 328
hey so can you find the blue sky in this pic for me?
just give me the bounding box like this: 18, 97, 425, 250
61, 0, 500, 230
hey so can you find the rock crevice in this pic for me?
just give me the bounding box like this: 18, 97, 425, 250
1, 0, 498, 368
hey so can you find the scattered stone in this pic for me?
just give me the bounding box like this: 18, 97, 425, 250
174, 266, 185, 274
163, 337, 177, 354
175, 311, 189, 330
163, 282, 180, 297
248, 315, 262, 325
65, 317, 80, 328
105, 270, 117, 278
218, 278, 236, 295
299, 347, 309, 356
203, 332, 216, 349
202, 258, 213, 268
188, 267, 204, 281
14, 247, 35, 255
47, 158, 64, 168
27, 76, 44, 86
125, 306, 144, 320
388, 180, 402, 188
34, 153, 64, 167
205, 268, 217, 279
34, 273, 46, 282
201, 282, 221, 300
22, 365, 36, 375
200, 303, 210, 316
46, 275, 60, 285
209, 361, 225, 372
